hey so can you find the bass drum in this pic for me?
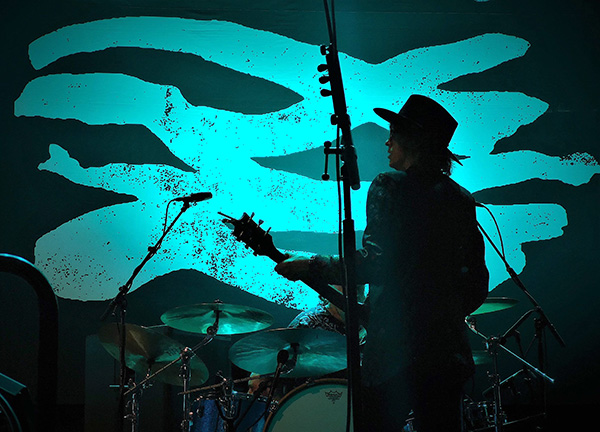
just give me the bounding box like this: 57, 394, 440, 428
263, 379, 352, 432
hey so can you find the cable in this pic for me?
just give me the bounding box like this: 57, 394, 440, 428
476, 202, 506, 260
0, 392, 22, 432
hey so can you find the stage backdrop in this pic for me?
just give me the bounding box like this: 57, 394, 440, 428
1, 0, 599, 427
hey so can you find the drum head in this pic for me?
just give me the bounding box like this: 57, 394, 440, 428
264, 379, 352, 432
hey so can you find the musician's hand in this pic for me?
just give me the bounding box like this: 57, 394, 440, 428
274, 254, 311, 281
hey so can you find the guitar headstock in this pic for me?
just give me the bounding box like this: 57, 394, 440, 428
219, 212, 282, 262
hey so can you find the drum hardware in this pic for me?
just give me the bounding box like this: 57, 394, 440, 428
98, 323, 210, 389
481, 367, 534, 400
193, 348, 296, 432
178, 372, 276, 397
99, 307, 222, 432
466, 319, 555, 432
99, 294, 277, 432
259, 348, 294, 426
179, 373, 274, 432
123, 376, 147, 432
474, 214, 566, 430
188, 388, 269, 432
160, 300, 275, 431
205, 373, 237, 432
163, 300, 276, 432
98, 198, 200, 431
462, 396, 498, 432
177, 304, 223, 432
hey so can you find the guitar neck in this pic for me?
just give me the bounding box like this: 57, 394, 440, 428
220, 211, 363, 321
268, 249, 349, 315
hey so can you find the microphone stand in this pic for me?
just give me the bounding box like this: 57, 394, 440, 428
319, 26, 364, 432
319, 3, 363, 430
476, 220, 566, 351
264, 348, 292, 411
100, 201, 193, 432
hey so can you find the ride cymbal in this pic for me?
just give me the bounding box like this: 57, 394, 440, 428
161, 302, 274, 335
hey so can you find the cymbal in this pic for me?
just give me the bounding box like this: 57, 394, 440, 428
472, 350, 492, 365
161, 302, 274, 335
98, 323, 209, 387
229, 327, 347, 378
470, 297, 518, 316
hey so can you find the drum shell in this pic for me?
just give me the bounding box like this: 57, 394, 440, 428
263, 378, 351, 432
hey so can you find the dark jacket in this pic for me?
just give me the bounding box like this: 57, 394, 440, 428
313, 167, 489, 386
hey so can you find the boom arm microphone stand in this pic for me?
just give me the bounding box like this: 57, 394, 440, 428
319, 2, 364, 431
100, 200, 194, 432
476, 216, 566, 351
472, 206, 565, 430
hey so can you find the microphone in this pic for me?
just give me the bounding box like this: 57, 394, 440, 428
277, 348, 290, 366
265, 349, 291, 409
173, 192, 213, 203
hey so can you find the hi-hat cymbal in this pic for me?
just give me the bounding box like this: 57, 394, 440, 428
98, 323, 208, 387
470, 297, 518, 315
472, 350, 492, 366
161, 302, 274, 335
229, 327, 347, 378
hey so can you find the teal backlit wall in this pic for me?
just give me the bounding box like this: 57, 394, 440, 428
1, 0, 598, 426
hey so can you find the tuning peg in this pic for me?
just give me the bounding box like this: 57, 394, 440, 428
317, 63, 328, 72
258, 219, 264, 225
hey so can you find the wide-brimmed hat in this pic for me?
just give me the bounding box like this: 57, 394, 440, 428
374, 94, 461, 164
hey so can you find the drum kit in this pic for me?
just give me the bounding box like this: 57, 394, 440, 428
97, 294, 557, 432
98, 300, 351, 432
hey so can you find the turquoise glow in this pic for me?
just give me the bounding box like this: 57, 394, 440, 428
15, 17, 599, 308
